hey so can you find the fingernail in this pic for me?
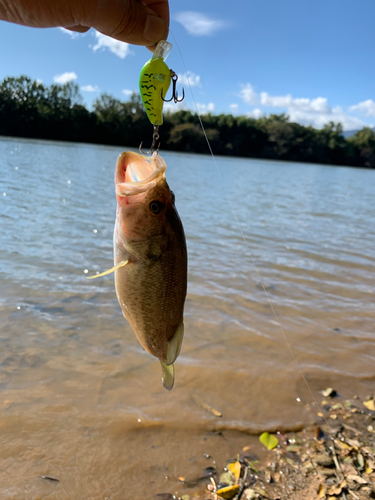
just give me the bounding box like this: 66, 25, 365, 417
144, 15, 167, 43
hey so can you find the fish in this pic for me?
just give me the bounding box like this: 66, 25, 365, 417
90, 151, 187, 390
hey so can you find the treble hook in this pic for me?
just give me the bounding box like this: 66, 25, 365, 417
161, 70, 185, 103
139, 125, 160, 155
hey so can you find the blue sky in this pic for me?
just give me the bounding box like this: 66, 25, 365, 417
0, 0, 375, 130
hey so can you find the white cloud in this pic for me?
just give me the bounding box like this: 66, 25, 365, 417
81, 85, 99, 92
248, 108, 263, 119
289, 106, 369, 131
196, 102, 215, 114
238, 83, 372, 130
36, 79, 43, 85
349, 99, 375, 118
174, 11, 227, 36
92, 31, 132, 59
59, 27, 80, 39
122, 89, 134, 97
230, 104, 239, 112
164, 100, 187, 114
238, 84, 259, 106
260, 92, 331, 114
177, 71, 201, 87
53, 72, 77, 84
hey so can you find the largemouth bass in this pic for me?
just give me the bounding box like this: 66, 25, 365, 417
92, 152, 187, 390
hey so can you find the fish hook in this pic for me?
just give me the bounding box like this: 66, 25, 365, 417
139, 125, 160, 155
161, 70, 185, 103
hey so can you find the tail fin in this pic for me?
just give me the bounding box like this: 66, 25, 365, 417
160, 361, 174, 391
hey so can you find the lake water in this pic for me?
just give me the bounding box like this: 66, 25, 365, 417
0, 136, 374, 499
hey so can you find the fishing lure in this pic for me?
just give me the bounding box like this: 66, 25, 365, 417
139, 40, 184, 154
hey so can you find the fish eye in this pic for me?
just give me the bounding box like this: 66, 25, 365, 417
149, 200, 164, 215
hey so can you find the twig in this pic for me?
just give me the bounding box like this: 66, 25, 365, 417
234, 465, 249, 500
342, 423, 362, 435
347, 489, 360, 500
209, 476, 218, 500
330, 443, 343, 480
41, 475, 59, 482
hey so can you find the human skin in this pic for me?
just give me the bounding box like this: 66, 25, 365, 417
0, 0, 169, 50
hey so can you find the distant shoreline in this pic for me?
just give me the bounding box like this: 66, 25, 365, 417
1, 75, 374, 168
2, 134, 375, 171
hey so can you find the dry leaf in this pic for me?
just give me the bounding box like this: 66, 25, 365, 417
327, 480, 346, 495
335, 440, 351, 451
363, 400, 375, 411
366, 459, 375, 474
228, 460, 241, 480
286, 457, 297, 467
286, 444, 301, 453
356, 453, 365, 469
322, 388, 337, 398
346, 438, 360, 449
243, 489, 256, 500
347, 475, 368, 484
216, 484, 240, 499
318, 483, 326, 499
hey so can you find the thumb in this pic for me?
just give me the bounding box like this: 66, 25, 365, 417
85, 0, 169, 48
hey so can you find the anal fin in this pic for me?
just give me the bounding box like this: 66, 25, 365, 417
166, 321, 184, 366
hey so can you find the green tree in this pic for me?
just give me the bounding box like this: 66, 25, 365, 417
347, 127, 375, 168
1, 75, 374, 168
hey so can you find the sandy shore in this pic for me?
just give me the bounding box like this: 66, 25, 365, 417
154, 392, 375, 500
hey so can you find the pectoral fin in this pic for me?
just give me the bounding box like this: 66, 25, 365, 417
160, 361, 174, 391
87, 260, 129, 279
166, 320, 184, 366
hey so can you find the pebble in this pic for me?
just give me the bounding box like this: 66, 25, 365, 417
313, 453, 333, 467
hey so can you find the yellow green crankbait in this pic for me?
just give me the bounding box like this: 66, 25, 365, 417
139, 40, 184, 154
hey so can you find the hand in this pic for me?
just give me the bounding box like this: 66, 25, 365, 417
0, 0, 169, 50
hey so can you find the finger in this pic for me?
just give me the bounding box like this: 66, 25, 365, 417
140, 0, 170, 29
84, 0, 169, 47
65, 25, 90, 33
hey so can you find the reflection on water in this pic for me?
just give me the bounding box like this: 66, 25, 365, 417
0, 137, 374, 499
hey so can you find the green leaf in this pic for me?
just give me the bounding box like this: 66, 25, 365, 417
219, 471, 236, 486
247, 461, 259, 473
259, 432, 279, 450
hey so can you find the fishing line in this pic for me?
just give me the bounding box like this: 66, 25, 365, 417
169, 29, 330, 429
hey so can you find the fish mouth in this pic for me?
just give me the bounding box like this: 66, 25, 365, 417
115, 151, 167, 198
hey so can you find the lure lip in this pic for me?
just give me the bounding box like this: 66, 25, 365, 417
115, 152, 166, 198
151, 40, 172, 62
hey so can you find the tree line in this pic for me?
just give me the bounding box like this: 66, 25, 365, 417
0, 75, 374, 168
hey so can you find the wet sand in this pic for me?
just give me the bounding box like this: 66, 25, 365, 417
169, 392, 375, 500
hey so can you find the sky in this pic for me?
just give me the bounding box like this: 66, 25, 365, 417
0, 0, 375, 131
